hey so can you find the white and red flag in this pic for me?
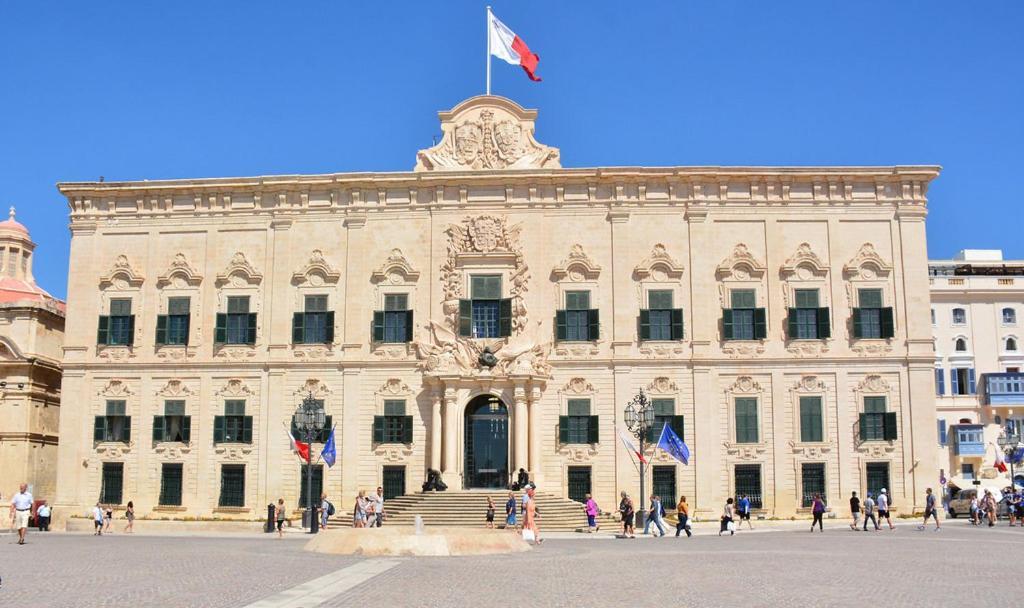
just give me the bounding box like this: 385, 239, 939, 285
618, 428, 647, 465
488, 9, 542, 84
995, 445, 1009, 473
287, 427, 310, 461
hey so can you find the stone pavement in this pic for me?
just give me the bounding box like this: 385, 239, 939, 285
2, 520, 1023, 607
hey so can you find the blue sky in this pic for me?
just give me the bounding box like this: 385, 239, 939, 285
2, 1, 1022, 300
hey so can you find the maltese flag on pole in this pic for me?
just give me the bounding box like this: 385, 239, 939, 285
489, 10, 542, 82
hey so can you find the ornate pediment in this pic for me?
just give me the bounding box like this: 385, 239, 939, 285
99, 255, 144, 289
633, 244, 685, 281
844, 243, 893, 279
292, 250, 341, 286
155, 379, 194, 398
216, 252, 263, 287
780, 243, 828, 279
551, 244, 601, 282
378, 378, 413, 396
98, 379, 132, 397
647, 377, 679, 394
157, 253, 203, 288
371, 249, 420, 284
716, 244, 767, 280
727, 376, 763, 395
413, 319, 550, 378
792, 375, 826, 393
215, 378, 255, 398
856, 374, 890, 394
295, 378, 331, 399
415, 96, 560, 172
562, 377, 596, 395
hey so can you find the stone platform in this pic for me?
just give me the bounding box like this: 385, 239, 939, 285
304, 526, 532, 557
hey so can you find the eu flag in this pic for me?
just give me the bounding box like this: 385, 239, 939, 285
656, 423, 690, 465
321, 427, 337, 468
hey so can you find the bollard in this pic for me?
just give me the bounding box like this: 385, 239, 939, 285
265, 504, 275, 533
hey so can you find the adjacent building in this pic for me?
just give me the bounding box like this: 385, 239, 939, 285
931, 249, 1024, 493
53, 96, 940, 522
0, 208, 66, 501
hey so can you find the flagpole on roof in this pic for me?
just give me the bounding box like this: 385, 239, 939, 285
486, 6, 492, 95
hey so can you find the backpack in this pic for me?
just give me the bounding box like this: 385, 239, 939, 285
326, 501, 335, 516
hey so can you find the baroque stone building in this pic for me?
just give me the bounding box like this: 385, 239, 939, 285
0, 208, 65, 501
54, 96, 939, 521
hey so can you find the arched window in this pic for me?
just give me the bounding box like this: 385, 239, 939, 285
1007, 337, 1018, 352
955, 338, 968, 352
952, 308, 967, 325
1003, 308, 1017, 325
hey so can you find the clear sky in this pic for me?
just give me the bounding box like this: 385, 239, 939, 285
2, 1, 1022, 300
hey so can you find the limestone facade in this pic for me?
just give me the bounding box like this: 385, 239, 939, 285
54, 96, 940, 521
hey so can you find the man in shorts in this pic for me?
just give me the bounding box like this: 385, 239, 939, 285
918, 487, 940, 531
9, 483, 33, 545
737, 494, 753, 530
849, 491, 861, 531
877, 488, 895, 530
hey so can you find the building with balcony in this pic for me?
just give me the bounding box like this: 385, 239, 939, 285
931, 250, 1024, 490
52, 96, 940, 523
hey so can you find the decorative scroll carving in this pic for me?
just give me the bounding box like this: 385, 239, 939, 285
633, 244, 685, 281
780, 243, 829, 281
786, 341, 831, 357
722, 342, 765, 358
155, 379, 194, 397
374, 444, 415, 462
99, 255, 144, 289
292, 250, 341, 286
156, 253, 203, 288
216, 252, 263, 287
716, 244, 767, 280
793, 375, 826, 393
371, 248, 420, 284
215, 378, 254, 398
790, 442, 832, 458
852, 342, 894, 356
724, 443, 768, 461
98, 379, 132, 397
214, 445, 253, 460
638, 343, 686, 359
295, 379, 331, 399
413, 319, 550, 378
856, 374, 890, 393
560, 444, 600, 462
551, 244, 601, 282
843, 243, 893, 280
415, 96, 560, 171
378, 378, 413, 396
647, 377, 679, 394
729, 376, 762, 394
562, 377, 595, 395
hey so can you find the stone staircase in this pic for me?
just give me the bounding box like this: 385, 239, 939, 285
368, 490, 608, 532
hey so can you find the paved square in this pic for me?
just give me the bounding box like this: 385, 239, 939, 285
2, 521, 1022, 607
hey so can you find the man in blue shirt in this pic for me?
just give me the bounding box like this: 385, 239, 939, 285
737, 494, 753, 530
643, 494, 666, 537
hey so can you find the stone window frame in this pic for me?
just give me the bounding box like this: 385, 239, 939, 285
789, 375, 830, 447
289, 249, 342, 344
1002, 307, 1018, 327
98, 255, 146, 350
853, 375, 897, 448
153, 379, 196, 449
213, 253, 263, 349
716, 244, 768, 343
552, 244, 603, 344
843, 243, 895, 343
633, 244, 686, 343
723, 376, 769, 454
155, 253, 204, 349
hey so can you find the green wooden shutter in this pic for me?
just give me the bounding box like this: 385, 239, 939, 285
880, 307, 895, 339
403, 310, 414, 342
588, 309, 600, 340
242, 416, 253, 443
292, 312, 305, 343
670, 309, 684, 340
182, 315, 191, 345
458, 300, 472, 337
498, 298, 512, 337
94, 416, 106, 442
883, 412, 898, 440
402, 416, 413, 443
753, 308, 767, 339
372, 311, 385, 341
320, 415, 333, 443
97, 316, 110, 345
213, 416, 225, 443
246, 313, 258, 344
555, 310, 568, 341
816, 308, 831, 338
858, 413, 868, 442
155, 315, 168, 345
372, 416, 385, 443
559, 416, 570, 443
639, 309, 651, 340
722, 309, 733, 340
181, 416, 192, 443
671, 415, 685, 440
214, 313, 227, 343
121, 416, 132, 443
787, 308, 798, 339
852, 308, 863, 339
325, 311, 335, 343
153, 415, 165, 443
587, 415, 600, 443
126, 315, 135, 346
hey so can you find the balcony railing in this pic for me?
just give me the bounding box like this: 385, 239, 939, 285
984, 373, 1024, 405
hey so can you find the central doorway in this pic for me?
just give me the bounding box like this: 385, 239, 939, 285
464, 394, 509, 489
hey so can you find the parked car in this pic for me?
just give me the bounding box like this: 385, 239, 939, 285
947, 488, 1010, 519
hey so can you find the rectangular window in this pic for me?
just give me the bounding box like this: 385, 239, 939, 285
735, 397, 759, 444
938, 419, 948, 446
218, 464, 246, 507
159, 463, 183, 506
371, 294, 412, 343
214, 400, 253, 444
645, 290, 680, 341
161, 296, 191, 345
651, 398, 675, 441
300, 295, 330, 344
799, 396, 824, 443
564, 398, 593, 444
789, 289, 830, 340
374, 400, 413, 444
225, 296, 252, 344
935, 368, 945, 396
382, 466, 406, 501
469, 275, 503, 338
859, 396, 896, 442
801, 463, 826, 508
952, 368, 976, 395
100, 462, 124, 505
298, 464, 324, 509
734, 464, 763, 509
154, 399, 191, 443
108, 298, 134, 345
795, 289, 819, 308
567, 466, 592, 504
730, 289, 756, 340
866, 462, 890, 498
652, 466, 677, 508
563, 291, 594, 341
960, 463, 975, 481
95, 399, 131, 443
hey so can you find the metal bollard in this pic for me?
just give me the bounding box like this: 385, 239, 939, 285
265, 504, 275, 533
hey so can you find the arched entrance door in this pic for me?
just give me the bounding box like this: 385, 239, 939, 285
464, 394, 509, 489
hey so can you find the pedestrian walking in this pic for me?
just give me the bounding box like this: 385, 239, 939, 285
36, 500, 51, 532
737, 494, 754, 530
92, 502, 105, 536
849, 491, 861, 531
675, 495, 692, 538
810, 493, 825, 532
353, 490, 367, 528
486, 496, 496, 529
969, 494, 980, 525
505, 492, 518, 530
320, 493, 331, 531
982, 489, 997, 527
124, 501, 135, 533
619, 491, 635, 538
643, 494, 667, 537
275, 499, 287, 538
862, 493, 879, 531
918, 488, 941, 531
371, 486, 385, 528
584, 494, 600, 532
1007, 489, 1021, 527
9, 483, 33, 545
524, 487, 541, 544
877, 488, 895, 530
103, 505, 113, 533
719, 498, 735, 536
1015, 489, 1024, 525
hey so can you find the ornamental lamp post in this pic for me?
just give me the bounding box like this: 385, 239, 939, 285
293, 392, 325, 534
997, 431, 1022, 492
624, 388, 656, 530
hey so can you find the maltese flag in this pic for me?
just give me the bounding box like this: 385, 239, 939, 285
287, 428, 310, 461
489, 11, 542, 82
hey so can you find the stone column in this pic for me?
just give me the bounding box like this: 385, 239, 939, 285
528, 386, 542, 483
443, 389, 458, 479
513, 386, 529, 475
430, 389, 443, 472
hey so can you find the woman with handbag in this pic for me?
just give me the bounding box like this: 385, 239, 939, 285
810, 493, 826, 532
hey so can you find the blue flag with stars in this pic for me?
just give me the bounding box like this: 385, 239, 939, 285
321, 426, 337, 468
656, 423, 690, 465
